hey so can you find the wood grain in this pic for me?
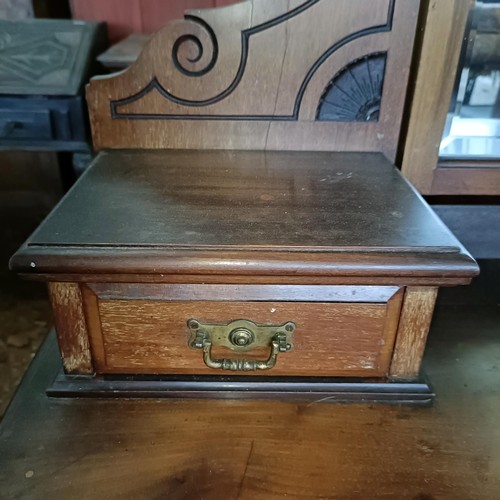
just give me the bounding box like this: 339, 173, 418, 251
2, 295, 500, 499
87, 283, 401, 302
86, 291, 403, 377
390, 286, 438, 379
86, 0, 419, 161
400, 0, 473, 193
47, 282, 93, 374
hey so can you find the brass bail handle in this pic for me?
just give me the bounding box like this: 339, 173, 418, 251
188, 319, 295, 372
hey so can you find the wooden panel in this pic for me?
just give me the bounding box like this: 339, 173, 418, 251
86, 289, 403, 377
431, 166, 500, 195
86, 0, 420, 159
400, 0, 473, 193
390, 286, 438, 379
47, 282, 93, 374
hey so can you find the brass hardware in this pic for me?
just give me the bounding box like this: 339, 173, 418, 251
187, 319, 294, 371
229, 328, 255, 347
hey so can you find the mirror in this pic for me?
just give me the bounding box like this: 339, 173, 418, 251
440, 0, 500, 162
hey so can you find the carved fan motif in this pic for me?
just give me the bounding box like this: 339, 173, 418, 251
316, 53, 387, 122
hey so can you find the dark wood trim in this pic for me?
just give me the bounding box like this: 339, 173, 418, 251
17, 273, 476, 287
11, 247, 479, 284
48, 370, 434, 406
431, 167, 500, 196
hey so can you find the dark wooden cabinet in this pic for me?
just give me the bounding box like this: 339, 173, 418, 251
0, 19, 106, 153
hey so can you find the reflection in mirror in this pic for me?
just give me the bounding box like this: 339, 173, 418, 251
440, 0, 500, 162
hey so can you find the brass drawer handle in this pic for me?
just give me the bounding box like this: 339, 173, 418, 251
188, 319, 294, 372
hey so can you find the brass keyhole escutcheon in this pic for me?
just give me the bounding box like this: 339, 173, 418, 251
229, 328, 255, 347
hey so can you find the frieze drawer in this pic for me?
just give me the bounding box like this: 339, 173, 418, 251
79, 284, 404, 377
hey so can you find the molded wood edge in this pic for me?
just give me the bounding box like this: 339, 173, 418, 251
10, 246, 479, 282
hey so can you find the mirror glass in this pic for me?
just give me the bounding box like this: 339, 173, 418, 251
440, 0, 500, 162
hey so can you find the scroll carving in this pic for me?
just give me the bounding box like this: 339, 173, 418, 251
86, 0, 420, 160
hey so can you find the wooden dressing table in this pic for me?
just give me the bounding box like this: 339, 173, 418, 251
10, 0, 479, 404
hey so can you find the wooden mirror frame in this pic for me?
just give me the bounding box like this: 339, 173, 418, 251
401, 0, 500, 195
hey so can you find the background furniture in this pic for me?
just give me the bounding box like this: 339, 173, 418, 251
0, 19, 105, 154
401, 0, 500, 195
0, 0, 33, 20
97, 34, 150, 71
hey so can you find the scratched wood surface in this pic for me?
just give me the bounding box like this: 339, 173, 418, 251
1, 289, 499, 499
47, 282, 93, 374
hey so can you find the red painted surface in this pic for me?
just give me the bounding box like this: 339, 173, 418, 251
71, 0, 240, 43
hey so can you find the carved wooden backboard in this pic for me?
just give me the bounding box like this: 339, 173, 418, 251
87, 0, 420, 161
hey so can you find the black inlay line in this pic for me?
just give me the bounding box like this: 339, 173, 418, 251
111, 0, 395, 121
171, 17, 219, 78
113, 111, 297, 121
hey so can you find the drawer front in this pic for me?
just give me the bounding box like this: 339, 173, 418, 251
83, 285, 404, 377
0, 97, 88, 150
0, 109, 52, 141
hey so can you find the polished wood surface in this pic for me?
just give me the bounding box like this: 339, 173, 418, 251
25, 151, 459, 249
86, 0, 419, 161
1, 282, 499, 498
10, 151, 477, 282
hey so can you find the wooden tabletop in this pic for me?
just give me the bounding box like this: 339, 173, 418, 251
10, 151, 478, 282
1, 292, 499, 499
23, 151, 461, 251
